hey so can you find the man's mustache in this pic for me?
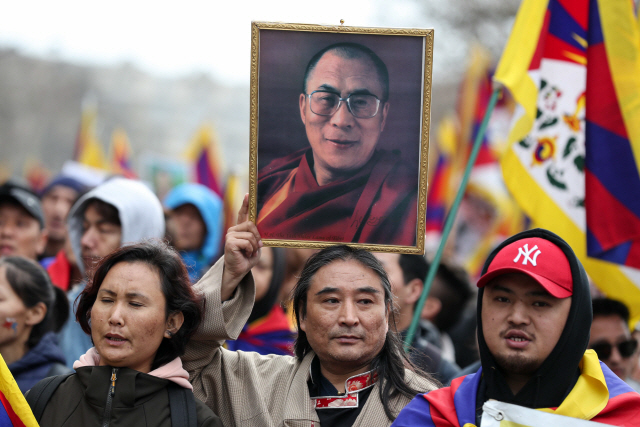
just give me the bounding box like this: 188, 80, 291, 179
328, 329, 366, 340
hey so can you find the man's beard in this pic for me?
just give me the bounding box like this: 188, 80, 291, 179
493, 351, 542, 376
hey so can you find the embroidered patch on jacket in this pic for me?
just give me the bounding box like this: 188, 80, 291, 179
312, 370, 378, 409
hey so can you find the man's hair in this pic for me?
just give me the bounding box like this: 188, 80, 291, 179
76, 240, 203, 370
592, 298, 630, 324
84, 198, 121, 226
429, 259, 472, 332
292, 245, 431, 421
398, 254, 429, 285
0, 256, 69, 348
302, 42, 390, 102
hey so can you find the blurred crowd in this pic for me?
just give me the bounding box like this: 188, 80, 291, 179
1, 171, 639, 425
0, 171, 479, 388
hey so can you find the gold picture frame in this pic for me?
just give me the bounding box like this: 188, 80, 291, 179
249, 21, 433, 254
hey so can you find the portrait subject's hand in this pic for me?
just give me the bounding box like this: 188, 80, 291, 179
221, 194, 262, 301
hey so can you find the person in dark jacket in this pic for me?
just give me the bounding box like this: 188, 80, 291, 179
0, 256, 70, 393
29, 240, 222, 427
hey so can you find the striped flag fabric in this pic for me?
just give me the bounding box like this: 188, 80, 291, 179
0, 354, 38, 426
426, 116, 456, 235
437, 45, 527, 277
22, 158, 51, 194
109, 128, 137, 178
222, 173, 245, 233
74, 104, 107, 170
456, 45, 497, 170
184, 125, 224, 198
494, 0, 640, 320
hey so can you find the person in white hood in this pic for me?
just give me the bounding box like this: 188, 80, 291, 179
58, 177, 165, 367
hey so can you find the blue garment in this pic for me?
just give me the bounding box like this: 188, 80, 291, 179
164, 183, 223, 282
58, 282, 92, 368
180, 250, 212, 284
39, 256, 55, 269
8, 332, 70, 393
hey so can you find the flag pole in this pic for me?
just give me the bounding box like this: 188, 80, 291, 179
403, 86, 501, 352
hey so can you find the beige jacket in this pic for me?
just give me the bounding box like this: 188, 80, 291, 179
183, 258, 438, 427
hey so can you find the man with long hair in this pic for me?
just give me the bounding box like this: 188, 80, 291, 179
183, 196, 436, 426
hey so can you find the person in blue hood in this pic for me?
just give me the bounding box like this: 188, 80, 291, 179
0, 256, 71, 393
164, 183, 223, 282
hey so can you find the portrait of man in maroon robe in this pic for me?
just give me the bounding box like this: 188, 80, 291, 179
255, 32, 427, 248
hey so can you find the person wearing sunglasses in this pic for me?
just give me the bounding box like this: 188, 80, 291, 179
256, 42, 418, 246
590, 298, 640, 392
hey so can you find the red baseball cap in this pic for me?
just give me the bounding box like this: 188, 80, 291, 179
477, 237, 573, 298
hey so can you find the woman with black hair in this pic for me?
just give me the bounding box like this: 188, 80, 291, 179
0, 256, 70, 392
27, 240, 222, 427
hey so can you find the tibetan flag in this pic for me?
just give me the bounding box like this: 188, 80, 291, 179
184, 125, 223, 198
448, 44, 526, 276
222, 173, 245, 233
22, 158, 51, 194
0, 354, 38, 426
495, 0, 640, 320
74, 104, 107, 170
109, 128, 137, 178
426, 117, 456, 234
226, 305, 296, 356
456, 45, 497, 169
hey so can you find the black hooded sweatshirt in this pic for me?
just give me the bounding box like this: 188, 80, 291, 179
475, 228, 592, 424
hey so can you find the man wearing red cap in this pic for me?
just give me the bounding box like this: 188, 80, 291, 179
392, 228, 640, 426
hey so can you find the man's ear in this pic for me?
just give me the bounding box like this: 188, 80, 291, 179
421, 296, 442, 321
164, 311, 185, 339
25, 302, 47, 326
406, 278, 424, 306
379, 102, 390, 132
299, 93, 308, 125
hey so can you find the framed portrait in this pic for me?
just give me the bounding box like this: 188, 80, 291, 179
249, 21, 433, 254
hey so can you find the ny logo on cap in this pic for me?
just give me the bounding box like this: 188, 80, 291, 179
513, 244, 541, 266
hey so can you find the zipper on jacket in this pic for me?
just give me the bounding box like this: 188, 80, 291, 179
102, 368, 119, 427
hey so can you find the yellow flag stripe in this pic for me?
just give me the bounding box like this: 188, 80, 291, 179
0, 355, 38, 426
493, 0, 549, 144
598, 0, 640, 179
502, 149, 640, 323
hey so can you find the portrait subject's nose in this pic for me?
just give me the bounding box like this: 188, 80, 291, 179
330, 101, 355, 128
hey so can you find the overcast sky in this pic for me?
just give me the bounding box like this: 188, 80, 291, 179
1, 0, 428, 85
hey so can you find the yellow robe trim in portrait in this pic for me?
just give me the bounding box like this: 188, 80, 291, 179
257, 168, 297, 225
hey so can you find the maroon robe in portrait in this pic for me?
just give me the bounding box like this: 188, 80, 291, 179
257, 148, 418, 246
